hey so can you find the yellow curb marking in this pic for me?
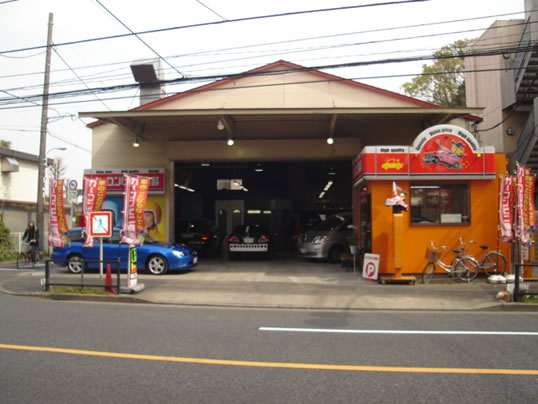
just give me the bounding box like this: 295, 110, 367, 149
1, 344, 537, 375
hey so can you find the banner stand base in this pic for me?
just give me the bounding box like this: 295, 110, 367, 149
120, 283, 145, 294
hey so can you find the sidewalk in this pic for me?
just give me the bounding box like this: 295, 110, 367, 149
0, 259, 535, 311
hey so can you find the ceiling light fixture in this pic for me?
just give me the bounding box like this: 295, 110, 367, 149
255, 164, 263, 172
133, 137, 140, 148
227, 138, 235, 147
217, 119, 225, 131
326, 136, 334, 145
174, 183, 195, 192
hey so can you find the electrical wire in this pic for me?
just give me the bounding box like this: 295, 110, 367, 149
93, 0, 184, 78
0, 0, 430, 55
52, 46, 112, 111
0, 20, 532, 105
0, 10, 524, 84
194, 0, 226, 20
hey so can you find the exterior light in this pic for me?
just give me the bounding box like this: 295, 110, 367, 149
227, 138, 234, 146
133, 137, 140, 148
217, 119, 225, 131
326, 137, 334, 145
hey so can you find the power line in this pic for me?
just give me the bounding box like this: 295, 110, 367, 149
52, 46, 112, 111
0, 65, 528, 111
0, 10, 525, 91
93, 0, 184, 79
0, 17, 529, 101
194, 0, 226, 20
0, 0, 429, 55
1, 40, 533, 105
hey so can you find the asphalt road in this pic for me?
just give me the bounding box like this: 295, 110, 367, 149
0, 294, 537, 403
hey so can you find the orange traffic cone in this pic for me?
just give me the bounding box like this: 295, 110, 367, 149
104, 264, 116, 294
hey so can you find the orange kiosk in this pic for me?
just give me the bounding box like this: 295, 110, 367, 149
352, 124, 510, 282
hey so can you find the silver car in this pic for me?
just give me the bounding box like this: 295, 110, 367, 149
297, 212, 353, 262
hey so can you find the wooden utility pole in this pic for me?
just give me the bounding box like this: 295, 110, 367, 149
36, 12, 53, 250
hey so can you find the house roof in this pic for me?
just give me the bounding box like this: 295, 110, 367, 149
81, 60, 483, 143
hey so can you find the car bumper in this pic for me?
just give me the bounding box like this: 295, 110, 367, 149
297, 243, 328, 259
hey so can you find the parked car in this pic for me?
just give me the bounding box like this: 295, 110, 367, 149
51, 228, 198, 275
297, 212, 353, 262
227, 223, 274, 260
176, 218, 223, 257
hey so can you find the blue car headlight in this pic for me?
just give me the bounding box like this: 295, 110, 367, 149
173, 250, 187, 257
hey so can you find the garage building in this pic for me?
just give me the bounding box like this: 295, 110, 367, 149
81, 60, 481, 259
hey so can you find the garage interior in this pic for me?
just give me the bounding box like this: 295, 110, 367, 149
174, 159, 352, 256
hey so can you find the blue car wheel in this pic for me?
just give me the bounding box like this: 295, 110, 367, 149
67, 254, 84, 274
147, 255, 168, 275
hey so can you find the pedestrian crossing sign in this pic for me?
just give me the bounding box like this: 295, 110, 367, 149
89, 211, 112, 237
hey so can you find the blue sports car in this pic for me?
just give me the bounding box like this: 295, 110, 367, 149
51, 228, 198, 275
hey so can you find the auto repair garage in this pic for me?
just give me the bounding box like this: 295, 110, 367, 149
174, 159, 352, 255
82, 60, 481, 262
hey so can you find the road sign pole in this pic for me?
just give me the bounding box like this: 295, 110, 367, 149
99, 238, 104, 278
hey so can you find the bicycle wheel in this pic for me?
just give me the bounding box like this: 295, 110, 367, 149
16, 253, 29, 269
481, 252, 506, 276
422, 262, 436, 284
454, 257, 479, 282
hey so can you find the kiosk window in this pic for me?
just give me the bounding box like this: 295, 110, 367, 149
410, 184, 470, 225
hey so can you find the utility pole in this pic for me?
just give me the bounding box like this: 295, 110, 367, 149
36, 13, 53, 251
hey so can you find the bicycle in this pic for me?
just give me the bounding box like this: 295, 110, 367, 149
16, 243, 42, 269
422, 241, 479, 283
464, 240, 506, 277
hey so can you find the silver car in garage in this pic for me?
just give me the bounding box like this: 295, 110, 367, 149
297, 212, 353, 262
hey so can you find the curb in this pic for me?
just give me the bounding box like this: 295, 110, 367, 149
2, 289, 538, 312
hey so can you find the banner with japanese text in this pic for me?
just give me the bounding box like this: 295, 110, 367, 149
82, 177, 108, 247
48, 179, 69, 248
120, 175, 150, 246
516, 164, 535, 247
524, 168, 536, 234
499, 176, 514, 242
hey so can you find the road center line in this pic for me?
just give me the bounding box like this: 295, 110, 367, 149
0, 343, 537, 376
258, 327, 538, 336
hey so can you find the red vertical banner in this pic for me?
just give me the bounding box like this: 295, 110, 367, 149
48, 179, 69, 248
499, 176, 514, 242
516, 165, 528, 245
121, 175, 150, 246
82, 178, 108, 247
524, 168, 536, 233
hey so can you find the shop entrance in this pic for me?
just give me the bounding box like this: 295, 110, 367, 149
174, 160, 352, 258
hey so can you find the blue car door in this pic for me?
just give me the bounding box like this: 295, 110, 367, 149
102, 230, 130, 269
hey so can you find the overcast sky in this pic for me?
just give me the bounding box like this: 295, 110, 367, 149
0, 0, 526, 184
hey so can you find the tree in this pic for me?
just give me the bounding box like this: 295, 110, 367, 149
0, 140, 11, 149
0, 213, 15, 260
401, 39, 474, 107
48, 156, 67, 180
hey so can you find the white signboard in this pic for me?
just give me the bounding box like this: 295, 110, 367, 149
362, 253, 380, 280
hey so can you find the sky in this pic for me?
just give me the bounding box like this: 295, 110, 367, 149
0, 0, 527, 185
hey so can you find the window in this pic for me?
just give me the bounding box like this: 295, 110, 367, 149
410, 184, 470, 225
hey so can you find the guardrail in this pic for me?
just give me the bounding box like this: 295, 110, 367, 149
513, 264, 538, 302
44, 258, 121, 294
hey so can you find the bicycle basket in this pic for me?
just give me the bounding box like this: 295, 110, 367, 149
425, 247, 441, 263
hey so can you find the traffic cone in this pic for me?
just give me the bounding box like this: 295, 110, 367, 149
104, 264, 116, 294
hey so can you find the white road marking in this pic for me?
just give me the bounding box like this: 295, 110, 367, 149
259, 327, 538, 336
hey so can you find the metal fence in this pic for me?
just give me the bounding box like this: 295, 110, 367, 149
44, 258, 121, 294
513, 264, 538, 302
